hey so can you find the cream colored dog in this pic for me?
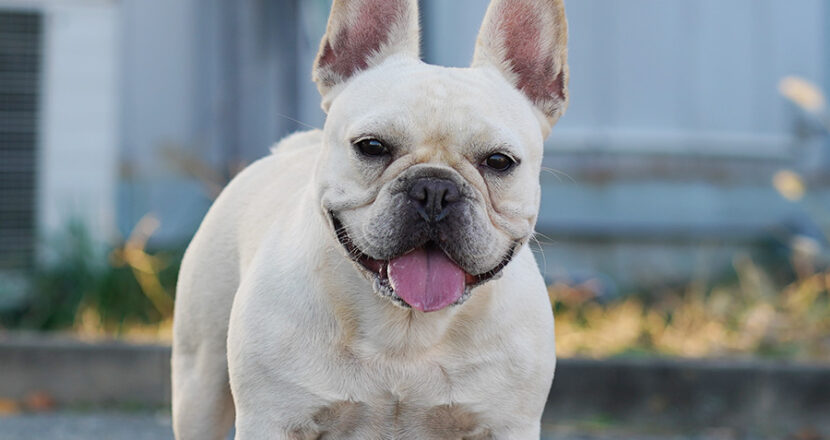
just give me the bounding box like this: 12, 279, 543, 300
172, 0, 568, 438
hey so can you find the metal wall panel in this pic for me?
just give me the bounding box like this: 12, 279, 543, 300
0, 11, 40, 270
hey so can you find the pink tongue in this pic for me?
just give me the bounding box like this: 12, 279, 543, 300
388, 247, 466, 312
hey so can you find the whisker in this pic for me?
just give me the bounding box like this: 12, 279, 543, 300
530, 235, 548, 278
275, 113, 320, 131
532, 231, 557, 246
541, 167, 575, 183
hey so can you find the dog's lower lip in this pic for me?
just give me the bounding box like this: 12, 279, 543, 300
330, 213, 388, 277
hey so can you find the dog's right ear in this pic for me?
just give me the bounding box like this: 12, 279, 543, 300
313, 0, 420, 111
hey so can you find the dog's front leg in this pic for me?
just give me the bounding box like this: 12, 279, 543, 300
171, 346, 235, 440
172, 228, 239, 440
227, 297, 331, 440
231, 380, 328, 440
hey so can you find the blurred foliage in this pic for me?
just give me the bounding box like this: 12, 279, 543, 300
552, 250, 830, 362
779, 76, 827, 120
0, 217, 180, 341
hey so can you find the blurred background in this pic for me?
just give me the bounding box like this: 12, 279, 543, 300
0, 0, 829, 438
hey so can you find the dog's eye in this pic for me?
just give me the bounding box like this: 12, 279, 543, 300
483, 153, 515, 172
354, 139, 388, 157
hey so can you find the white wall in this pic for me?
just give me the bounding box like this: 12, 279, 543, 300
1, 0, 120, 248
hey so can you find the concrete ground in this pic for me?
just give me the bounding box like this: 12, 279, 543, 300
0, 412, 171, 440
0, 411, 776, 440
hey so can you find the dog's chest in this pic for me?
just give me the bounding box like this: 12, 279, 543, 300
287, 351, 501, 439
295, 399, 492, 440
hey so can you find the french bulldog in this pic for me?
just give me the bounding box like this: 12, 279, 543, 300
172, 0, 569, 438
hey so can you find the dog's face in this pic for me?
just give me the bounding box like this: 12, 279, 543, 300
313, 0, 568, 312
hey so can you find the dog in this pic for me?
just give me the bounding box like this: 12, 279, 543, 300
172, 0, 568, 438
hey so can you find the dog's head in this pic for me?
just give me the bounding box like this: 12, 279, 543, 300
313, 0, 568, 312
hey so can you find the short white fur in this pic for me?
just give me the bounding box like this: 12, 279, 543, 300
172, 0, 568, 438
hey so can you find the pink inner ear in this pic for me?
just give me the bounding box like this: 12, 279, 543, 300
319, 0, 407, 81
498, 1, 566, 105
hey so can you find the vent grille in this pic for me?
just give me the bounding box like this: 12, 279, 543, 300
0, 11, 41, 271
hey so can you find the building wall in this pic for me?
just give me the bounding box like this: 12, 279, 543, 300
424, 0, 826, 143
0, 0, 119, 257
117, 0, 305, 244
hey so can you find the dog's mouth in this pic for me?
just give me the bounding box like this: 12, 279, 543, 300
330, 214, 516, 312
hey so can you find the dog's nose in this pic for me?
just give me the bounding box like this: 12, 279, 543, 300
408, 177, 461, 223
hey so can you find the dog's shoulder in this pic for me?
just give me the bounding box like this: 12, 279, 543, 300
194, 129, 324, 271
269, 129, 323, 156
218, 128, 322, 208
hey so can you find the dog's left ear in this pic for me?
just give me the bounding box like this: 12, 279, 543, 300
473, 0, 569, 130
313, 0, 420, 111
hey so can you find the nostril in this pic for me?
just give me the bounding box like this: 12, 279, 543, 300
443, 184, 460, 203
409, 182, 428, 201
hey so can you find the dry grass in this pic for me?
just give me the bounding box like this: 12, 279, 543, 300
552, 255, 830, 362
72, 245, 830, 362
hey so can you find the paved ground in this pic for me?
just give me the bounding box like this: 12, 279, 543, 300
0, 412, 173, 440
0, 412, 777, 440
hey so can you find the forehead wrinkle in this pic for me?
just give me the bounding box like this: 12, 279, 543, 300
410, 88, 521, 157
421, 129, 452, 150
418, 125, 464, 166
409, 145, 460, 169
346, 113, 411, 145
409, 67, 503, 121
414, 107, 502, 160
